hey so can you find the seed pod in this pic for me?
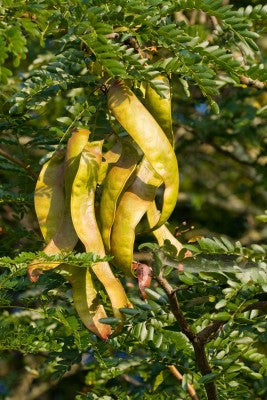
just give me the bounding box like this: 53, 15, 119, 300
108, 80, 179, 229
61, 264, 111, 339
28, 128, 90, 282
71, 141, 132, 321
97, 141, 122, 185
34, 151, 65, 243
144, 78, 183, 253
147, 202, 183, 253
145, 76, 174, 146
110, 157, 161, 275
99, 140, 139, 252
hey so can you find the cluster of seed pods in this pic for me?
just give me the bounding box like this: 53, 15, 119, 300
28, 77, 182, 339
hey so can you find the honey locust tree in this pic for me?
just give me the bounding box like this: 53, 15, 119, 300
0, 1, 266, 400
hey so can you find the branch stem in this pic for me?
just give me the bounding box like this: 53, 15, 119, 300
156, 273, 218, 400
168, 365, 199, 400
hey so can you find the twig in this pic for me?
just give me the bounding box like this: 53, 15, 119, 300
156, 274, 195, 341
168, 365, 199, 400
106, 33, 119, 39
121, 373, 142, 386
134, 252, 153, 263
156, 273, 218, 400
243, 301, 267, 312
197, 301, 267, 343
0, 147, 38, 179
181, 125, 260, 168
197, 321, 223, 343
239, 75, 265, 90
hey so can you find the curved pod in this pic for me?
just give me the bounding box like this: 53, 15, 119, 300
28, 128, 90, 281
99, 140, 139, 252
145, 76, 174, 146
34, 151, 65, 243
147, 202, 183, 253
71, 142, 131, 320
110, 158, 161, 275
98, 141, 122, 184
108, 80, 179, 229
62, 264, 111, 339
145, 78, 183, 253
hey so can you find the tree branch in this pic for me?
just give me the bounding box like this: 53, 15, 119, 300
239, 75, 265, 90
0, 147, 38, 179
168, 365, 199, 400
197, 301, 267, 343
244, 300, 267, 312
197, 321, 223, 343
155, 273, 218, 400
156, 273, 196, 342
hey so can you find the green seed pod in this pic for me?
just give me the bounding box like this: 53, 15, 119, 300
110, 157, 161, 275
71, 141, 132, 322
97, 141, 122, 185
147, 202, 183, 252
34, 151, 65, 243
61, 264, 111, 339
145, 76, 174, 146
28, 128, 90, 281
100, 140, 139, 252
108, 80, 179, 230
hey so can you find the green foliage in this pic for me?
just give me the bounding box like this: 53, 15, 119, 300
0, 242, 266, 399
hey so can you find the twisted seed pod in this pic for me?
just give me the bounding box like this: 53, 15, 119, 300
147, 202, 183, 252
108, 80, 178, 230
34, 151, 65, 243
71, 141, 132, 320
28, 128, 90, 281
145, 76, 174, 146
61, 264, 111, 339
110, 76, 183, 273
99, 140, 139, 252
97, 141, 122, 185
110, 158, 161, 275
144, 77, 183, 252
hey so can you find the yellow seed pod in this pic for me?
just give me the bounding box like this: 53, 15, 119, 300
99, 140, 139, 252
28, 128, 90, 281
110, 158, 161, 275
61, 264, 111, 339
108, 80, 179, 230
71, 141, 132, 321
147, 202, 183, 252
34, 151, 65, 243
145, 76, 174, 146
